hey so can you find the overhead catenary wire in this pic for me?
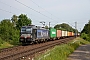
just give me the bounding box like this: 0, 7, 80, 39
0, 8, 15, 14
0, 0, 59, 24
30, 0, 60, 20
0, 1, 42, 19
0, 1, 28, 14
0, 1, 16, 14
15, 0, 54, 20
0, 0, 53, 27
30, 0, 52, 15
67, 22, 75, 28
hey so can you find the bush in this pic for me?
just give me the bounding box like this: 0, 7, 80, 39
8, 30, 20, 45
80, 33, 90, 41
0, 38, 4, 45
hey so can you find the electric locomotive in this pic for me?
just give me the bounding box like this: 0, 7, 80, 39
19, 25, 49, 44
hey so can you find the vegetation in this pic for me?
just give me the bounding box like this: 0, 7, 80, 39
54, 23, 78, 32
81, 20, 90, 41
0, 42, 13, 49
44, 25, 49, 29
35, 37, 90, 60
16, 14, 32, 29
0, 14, 32, 48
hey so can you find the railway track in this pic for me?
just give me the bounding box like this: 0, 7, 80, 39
0, 37, 75, 60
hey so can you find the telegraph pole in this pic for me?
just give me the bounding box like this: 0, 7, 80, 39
49, 22, 50, 29
75, 22, 77, 38
80, 28, 81, 33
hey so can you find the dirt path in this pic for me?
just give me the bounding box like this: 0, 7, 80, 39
67, 44, 90, 60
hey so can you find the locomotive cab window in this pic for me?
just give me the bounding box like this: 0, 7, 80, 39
21, 27, 26, 32
26, 28, 32, 33
21, 27, 32, 33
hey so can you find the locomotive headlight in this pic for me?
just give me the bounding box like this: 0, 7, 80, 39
25, 36, 27, 38
31, 35, 32, 38
20, 39, 24, 41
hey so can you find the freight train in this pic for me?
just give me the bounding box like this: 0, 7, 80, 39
19, 25, 79, 45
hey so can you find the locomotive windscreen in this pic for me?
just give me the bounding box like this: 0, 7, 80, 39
21, 27, 32, 33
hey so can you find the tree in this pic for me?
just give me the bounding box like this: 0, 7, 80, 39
81, 20, 90, 41
81, 20, 90, 35
0, 19, 20, 45
45, 25, 48, 29
54, 23, 76, 32
11, 15, 18, 26
54, 24, 60, 29
16, 14, 32, 29
0, 19, 13, 41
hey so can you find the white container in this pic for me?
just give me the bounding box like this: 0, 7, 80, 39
65, 31, 68, 37
62, 31, 65, 37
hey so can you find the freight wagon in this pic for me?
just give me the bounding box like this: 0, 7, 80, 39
64, 31, 68, 37
62, 31, 65, 38
61, 31, 68, 38
49, 28, 56, 40
56, 30, 62, 39
68, 32, 70, 37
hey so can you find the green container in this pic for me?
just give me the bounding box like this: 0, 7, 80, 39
49, 28, 56, 38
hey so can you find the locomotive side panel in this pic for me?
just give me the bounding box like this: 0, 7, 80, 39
36, 29, 49, 39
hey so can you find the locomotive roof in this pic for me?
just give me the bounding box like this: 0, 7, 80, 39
21, 26, 49, 30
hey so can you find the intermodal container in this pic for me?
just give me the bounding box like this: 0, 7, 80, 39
56, 30, 62, 38
70, 32, 72, 36
64, 31, 68, 37
62, 31, 65, 37
68, 32, 70, 37
72, 32, 74, 36
49, 28, 56, 38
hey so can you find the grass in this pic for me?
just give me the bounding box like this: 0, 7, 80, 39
35, 37, 90, 60
0, 38, 14, 49
0, 42, 13, 49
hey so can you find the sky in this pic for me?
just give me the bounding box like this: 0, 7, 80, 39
0, 0, 90, 32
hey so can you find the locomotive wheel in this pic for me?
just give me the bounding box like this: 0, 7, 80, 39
30, 42, 34, 45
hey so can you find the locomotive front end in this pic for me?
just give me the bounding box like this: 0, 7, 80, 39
20, 26, 33, 44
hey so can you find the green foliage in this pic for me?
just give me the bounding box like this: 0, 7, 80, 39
0, 19, 13, 41
0, 19, 20, 45
16, 14, 32, 29
81, 20, 90, 35
11, 15, 18, 26
9, 29, 20, 45
81, 33, 90, 42
81, 20, 90, 41
45, 25, 48, 29
54, 23, 77, 32
0, 42, 13, 49
81, 24, 90, 34
0, 38, 4, 45
35, 38, 90, 60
